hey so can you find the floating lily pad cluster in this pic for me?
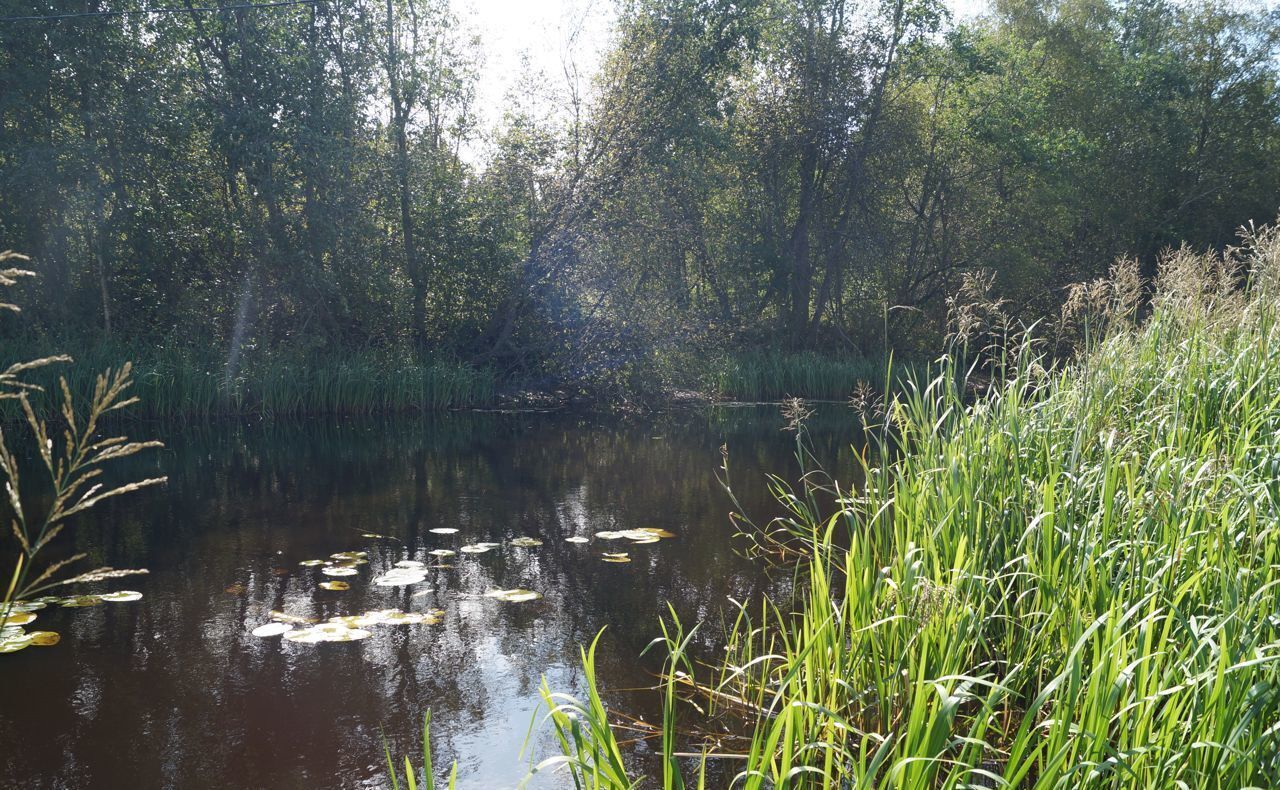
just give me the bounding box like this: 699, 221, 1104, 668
250, 524, 677, 645
251, 607, 445, 642
560, 527, 678, 562
0, 591, 144, 654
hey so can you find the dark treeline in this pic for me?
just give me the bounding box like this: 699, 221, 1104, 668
1, 0, 1277, 401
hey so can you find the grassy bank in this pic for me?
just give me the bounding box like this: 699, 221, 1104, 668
511, 228, 1280, 787
0, 343, 498, 419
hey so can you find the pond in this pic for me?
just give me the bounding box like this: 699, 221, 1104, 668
0, 405, 858, 788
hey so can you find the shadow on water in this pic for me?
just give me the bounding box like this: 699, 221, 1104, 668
0, 405, 861, 788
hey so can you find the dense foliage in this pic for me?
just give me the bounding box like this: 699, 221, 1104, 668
1, 0, 1277, 399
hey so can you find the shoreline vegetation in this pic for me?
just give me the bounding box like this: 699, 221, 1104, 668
500, 225, 1280, 786
0, 344, 911, 420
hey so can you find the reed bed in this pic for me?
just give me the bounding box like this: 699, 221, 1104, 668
526, 224, 1280, 787
713, 351, 905, 402
0, 344, 497, 420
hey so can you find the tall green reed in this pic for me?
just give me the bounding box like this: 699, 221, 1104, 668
524, 220, 1280, 787
713, 351, 908, 402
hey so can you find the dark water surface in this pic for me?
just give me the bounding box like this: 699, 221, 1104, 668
0, 406, 857, 789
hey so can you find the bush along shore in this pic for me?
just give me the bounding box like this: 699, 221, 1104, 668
495, 225, 1280, 788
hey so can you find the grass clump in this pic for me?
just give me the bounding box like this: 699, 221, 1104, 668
522, 220, 1280, 787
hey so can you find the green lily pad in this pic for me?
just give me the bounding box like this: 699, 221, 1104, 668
320, 581, 350, 591
596, 528, 674, 543
330, 551, 368, 561
27, 631, 59, 647
269, 610, 318, 625
99, 591, 143, 602
565, 536, 590, 544
509, 537, 543, 548
298, 559, 325, 567
328, 614, 382, 627
59, 596, 103, 608
251, 622, 294, 638
285, 623, 372, 643
372, 610, 442, 625
484, 588, 543, 603
373, 570, 427, 586
0, 611, 36, 627
0, 633, 33, 653
6, 601, 45, 613
642, 528, 677, 539
322, 566, 358, 577
459, 542, 500, 554
601, 553, 631, 563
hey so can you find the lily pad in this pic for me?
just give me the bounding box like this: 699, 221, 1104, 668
428, 549, 456, 557
509, 537, 543, 548
330, 551, 368, 561
373, 570, 427, 586
0, 633, 33, 653
251, 622, 294, 638
428, 528, 459, 535
27, 631, 59, 647
328, 614, 382, 627
565, 536, 590, 544
320, 581, 351, 591
6, 601, 45, 613
322, 566, 358, 577
0, 611, 36, 627
59, 595, 103, 608
394, 560, 426, 569
459, 542, 500, 554
269, 610, 318, 625
298, 559, 325, 567
99, 591, 143, 602
484, 588, 543, 603
285, 623, 372, 642
601, 553, 632, 563
373, 610, 442, 625
596, 528, 675, 543
641, 528, 677, 539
